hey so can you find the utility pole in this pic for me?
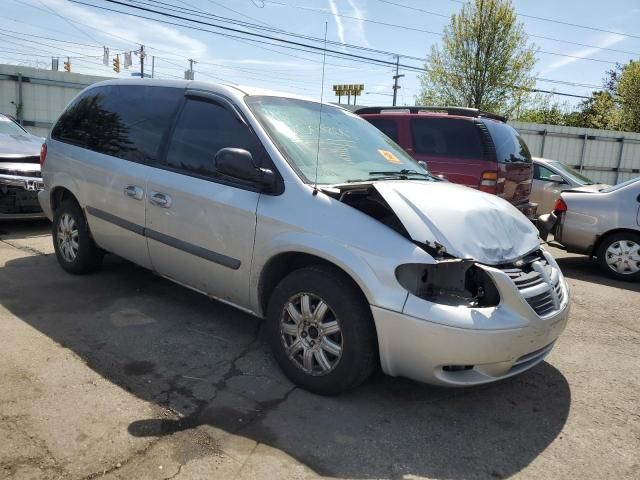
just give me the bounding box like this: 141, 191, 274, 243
392, 56, 405, 107
139, 44, 145, 78
188, 58, 197, 80
151, 56, 155, 78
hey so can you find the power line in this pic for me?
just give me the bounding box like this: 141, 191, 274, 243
268, 0, 640, 58
447, 0, 640, 40
67, 0, 601, 100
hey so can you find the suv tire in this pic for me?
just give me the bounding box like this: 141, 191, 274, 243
596, 232, 640, 281
266, 265, 378, 395
52, 199, 103, 274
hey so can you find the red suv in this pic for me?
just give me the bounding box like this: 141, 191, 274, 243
357, 106, 537, 218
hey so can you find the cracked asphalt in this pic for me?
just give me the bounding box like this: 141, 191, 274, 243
1, 220, 639, 480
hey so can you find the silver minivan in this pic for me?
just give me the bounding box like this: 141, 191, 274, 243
39, 80, 570, 394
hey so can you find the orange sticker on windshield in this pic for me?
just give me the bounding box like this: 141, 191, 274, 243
378, 149, 402, 164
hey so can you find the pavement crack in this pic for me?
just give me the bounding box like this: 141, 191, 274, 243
164, 463, 183, 480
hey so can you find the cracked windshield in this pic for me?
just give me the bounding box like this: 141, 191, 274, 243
247, 96, 431, 185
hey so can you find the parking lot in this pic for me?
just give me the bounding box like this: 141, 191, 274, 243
0, 220, 638, 480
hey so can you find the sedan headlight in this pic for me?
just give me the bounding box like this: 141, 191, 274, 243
395, 260, 500, 307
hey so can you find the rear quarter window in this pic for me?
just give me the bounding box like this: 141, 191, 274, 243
482, 120, 532, 164
410, 117, 485, 159
51, 85, 183, 164
365, 118, 399, 143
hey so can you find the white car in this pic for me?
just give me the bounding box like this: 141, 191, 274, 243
39, 80, 570, 394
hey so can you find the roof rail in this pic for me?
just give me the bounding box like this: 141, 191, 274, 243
354, 106, 506, 122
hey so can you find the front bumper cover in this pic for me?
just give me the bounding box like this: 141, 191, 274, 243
371, 253, 570, 386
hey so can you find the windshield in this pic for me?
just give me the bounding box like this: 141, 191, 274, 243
246, 96, 433, 184
599, 177, 640, 193
482, 119, 532, 164
0, 116, 28, 135
548, 160, 595, 185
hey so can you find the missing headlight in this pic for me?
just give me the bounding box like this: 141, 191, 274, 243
395, 261, 500, 307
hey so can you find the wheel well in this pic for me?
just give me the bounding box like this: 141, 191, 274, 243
258, 252, 370, 317
592, 228, 640, 257
51, 187, 79, 213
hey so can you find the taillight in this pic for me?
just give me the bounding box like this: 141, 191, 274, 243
40, 143, 47, 167
553, 197, 567, 214
479, 171, 497, 194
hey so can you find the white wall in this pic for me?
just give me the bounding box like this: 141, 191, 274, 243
0, 64, 111, 138
510, 121, 640, 185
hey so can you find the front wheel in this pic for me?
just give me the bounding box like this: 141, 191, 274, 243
266, 266, 378, 395
596, 232, 640, 281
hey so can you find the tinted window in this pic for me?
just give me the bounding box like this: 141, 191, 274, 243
366, 118, 399, 143
482, 120, 532, 164
410, 118, 485, 159
165, 98, 264, 178
52, 85, 182, 164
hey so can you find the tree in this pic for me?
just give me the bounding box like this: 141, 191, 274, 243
417, 0, 536, 115
618, 61, 640, 132
576, 91, 621, 130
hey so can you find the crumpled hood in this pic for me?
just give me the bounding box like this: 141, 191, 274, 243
374, 181, 540, 265
0, 133, 43, 158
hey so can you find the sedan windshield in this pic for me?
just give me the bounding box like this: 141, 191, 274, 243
548, 161, 595, 185
246, 96, 432, 185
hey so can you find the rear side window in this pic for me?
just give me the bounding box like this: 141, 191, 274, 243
410, 118, 485, 159
164, 98, 265, 178
51, 85, 182, 164
366, 118, 399, 143
482, 120, 532, 164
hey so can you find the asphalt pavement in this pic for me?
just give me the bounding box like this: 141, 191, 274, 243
1, 220, 638, 479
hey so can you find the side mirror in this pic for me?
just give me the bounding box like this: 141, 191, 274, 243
417, 160, 428, 171
214, 148, 275, 188
548, 174, 564, 183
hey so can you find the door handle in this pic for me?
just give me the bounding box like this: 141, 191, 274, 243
149, 191, 172, 208
124, 185, 144, 200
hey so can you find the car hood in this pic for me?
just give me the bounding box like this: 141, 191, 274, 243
374, 181, 540, 265
0, 133, 43, 158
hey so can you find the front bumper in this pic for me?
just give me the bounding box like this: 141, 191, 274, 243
371, 252, 570, 386
0, 174, 45, 219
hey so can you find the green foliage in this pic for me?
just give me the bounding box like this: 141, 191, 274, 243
517, 61, 640, 132
618, 61, 640, 132
417, 0, 536, 115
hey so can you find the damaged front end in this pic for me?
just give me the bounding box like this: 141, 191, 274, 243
0, 161, 44, 218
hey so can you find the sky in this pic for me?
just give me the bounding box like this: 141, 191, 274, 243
2, 0, 640, 108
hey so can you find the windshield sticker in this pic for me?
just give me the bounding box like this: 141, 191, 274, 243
378, 149, 402, 164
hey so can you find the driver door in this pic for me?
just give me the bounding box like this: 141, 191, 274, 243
145, 92, 264, 310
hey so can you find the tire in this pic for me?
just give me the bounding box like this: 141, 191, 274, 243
266, 265, 378, 395
52, 199, 103, 274
596, 232, 640, 282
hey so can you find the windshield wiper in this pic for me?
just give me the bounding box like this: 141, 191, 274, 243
369, 169, 431, 177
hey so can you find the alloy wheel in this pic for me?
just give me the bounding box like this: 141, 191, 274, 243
57, 213, 79, 262
280, 292, 343, 376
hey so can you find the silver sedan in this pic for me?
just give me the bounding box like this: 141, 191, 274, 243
539, 177, 640, 281
531, 157, 607, 215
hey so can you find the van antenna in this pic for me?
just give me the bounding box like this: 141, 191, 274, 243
312, 21, 328, 196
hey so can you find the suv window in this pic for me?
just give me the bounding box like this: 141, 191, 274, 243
165, 98, 264, 178
51, 85, 182, 164
410, 118, 484, 159
482, 120, 532, 164
366, 118, 399, 143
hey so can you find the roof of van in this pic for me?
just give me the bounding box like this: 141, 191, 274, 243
87, 78, 323, 105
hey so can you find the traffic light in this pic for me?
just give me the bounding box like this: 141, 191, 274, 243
63, 58, 71, 72
113, 55, 120, 73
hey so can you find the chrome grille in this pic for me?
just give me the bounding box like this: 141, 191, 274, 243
500, 252, 564, 318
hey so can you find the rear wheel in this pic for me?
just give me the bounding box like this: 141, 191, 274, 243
266, 266, 378, 395
596, 232, 640, 281
52, 200, 103, 274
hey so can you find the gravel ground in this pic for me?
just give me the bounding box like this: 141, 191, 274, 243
0, 220, 638, 480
